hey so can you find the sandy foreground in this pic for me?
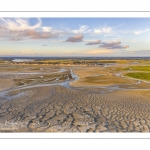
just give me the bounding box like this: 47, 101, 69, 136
0, 64, 150, 132
0, 86, 150, 132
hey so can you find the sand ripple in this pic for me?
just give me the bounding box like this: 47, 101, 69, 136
0, 86, 150, 132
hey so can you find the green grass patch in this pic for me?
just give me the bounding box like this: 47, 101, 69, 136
130, 66, 150, 71
116, 66, 150, 71
125, 72, 150, 80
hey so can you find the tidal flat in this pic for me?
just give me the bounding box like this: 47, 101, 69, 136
0, 58, 150, 132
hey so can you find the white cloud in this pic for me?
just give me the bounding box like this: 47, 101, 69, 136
42, 27, 52, 32
66, 25, 89, 34
134, 29, 150, 35
0, 18, 42, 31
65, 25, 113, 36
93, 27, 112, 34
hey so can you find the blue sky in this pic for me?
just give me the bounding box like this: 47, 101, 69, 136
0, 18, 150, 57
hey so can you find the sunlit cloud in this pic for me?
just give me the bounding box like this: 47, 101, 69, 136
19, 30, 58, 39
99, 41, 129, 49
87, 49, 112, 54
0, 18, 59, 40
42, 27, 52, 32
65, 35, 84, 42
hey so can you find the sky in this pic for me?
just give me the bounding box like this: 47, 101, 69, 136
0, 18, 150, 57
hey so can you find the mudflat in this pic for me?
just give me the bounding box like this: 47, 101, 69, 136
0, 59, 150, 132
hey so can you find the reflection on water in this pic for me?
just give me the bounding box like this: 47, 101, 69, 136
0, 69, 78, 99
12, 59, 34, 62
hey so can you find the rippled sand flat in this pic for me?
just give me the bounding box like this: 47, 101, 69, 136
0, 86, 150, 132
0, 63, 150, 132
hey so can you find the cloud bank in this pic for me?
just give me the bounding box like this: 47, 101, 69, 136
0, 18, 59, 41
